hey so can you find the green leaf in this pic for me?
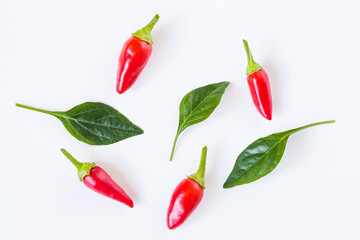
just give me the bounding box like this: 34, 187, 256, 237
223, 120, 335, 188
16, 102, 144, 145
170, 81, 230, 161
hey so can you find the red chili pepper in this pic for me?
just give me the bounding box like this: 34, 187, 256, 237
61, 149, 133, 208
243, 39, 273, 120
116, 14, 159, 94
167, 146, 207, 229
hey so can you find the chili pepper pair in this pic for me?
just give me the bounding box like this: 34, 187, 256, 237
61, 147, 207, 230
115, 15, 273, 120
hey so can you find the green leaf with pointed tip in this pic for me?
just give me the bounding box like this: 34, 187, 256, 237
223, 120, 335, 188
170, 81, 230, 161
16, 102, 144, 145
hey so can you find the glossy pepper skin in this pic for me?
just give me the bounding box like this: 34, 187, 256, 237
167, 146, 207, 229
116, 14, 159, 94
61, 149, 133, 208
243, 39, 273, 120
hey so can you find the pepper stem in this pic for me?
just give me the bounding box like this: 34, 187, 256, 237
132, 14, 160, 44
188, 146, 207, 189
61, 149, 82, 170
144, 14, 160, 33
60, 149, 95, 182
243, 39, 255, 66
243, 39, 263, 76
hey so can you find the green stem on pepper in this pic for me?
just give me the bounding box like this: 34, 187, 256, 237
188, 146, 207, 189
60, 149, 95, 182
243, 39, 263, 76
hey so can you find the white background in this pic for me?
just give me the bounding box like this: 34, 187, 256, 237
1, 0, 360, 239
